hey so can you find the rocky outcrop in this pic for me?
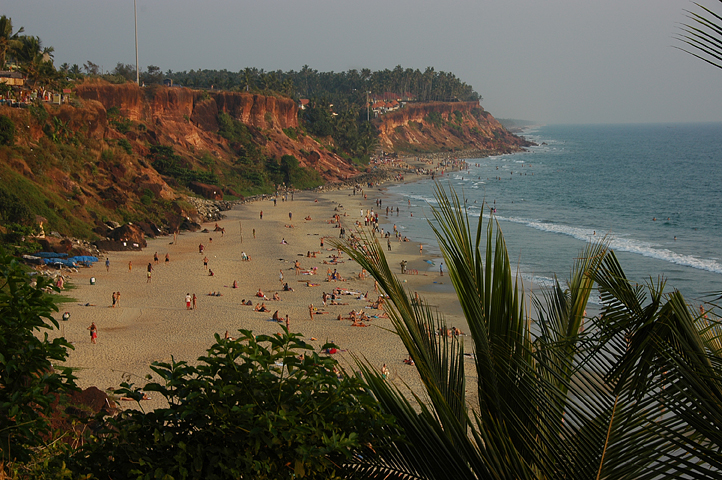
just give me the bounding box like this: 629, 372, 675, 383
185, 196, 236, 222
93, 223, 148, 251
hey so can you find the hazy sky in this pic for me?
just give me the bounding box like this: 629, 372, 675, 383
5, 0, 721, 124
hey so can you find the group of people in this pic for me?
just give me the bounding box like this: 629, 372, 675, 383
185, 293, 198, 310
85, 191, 442, 386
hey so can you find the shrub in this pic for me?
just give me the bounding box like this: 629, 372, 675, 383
149, 145, 220, 186
424, 111, 443, 127
0, 185, 33, 224
70, 330, 394, 479
0, 250, 77, 465
283, 127, 298, 140
100, 149, 114, 162
453, 110, 463, 124
117, 138, 132, 154
0, 115, 15, 146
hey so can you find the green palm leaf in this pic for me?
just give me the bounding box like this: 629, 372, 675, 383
674, 1, 722, 70
337, 184, 720, 479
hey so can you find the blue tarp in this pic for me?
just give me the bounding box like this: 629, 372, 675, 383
43, 258, 77, 267
42, 256, 98, 267
34, 252, 69, 258
70, 256, 99, 264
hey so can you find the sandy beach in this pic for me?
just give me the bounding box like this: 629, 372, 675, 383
51, 179, 472, 410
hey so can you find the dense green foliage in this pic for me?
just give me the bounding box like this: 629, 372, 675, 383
165, 65, 480, 103
0, 183, 32, 225
69, 330, 394, 479
217, 112, 323, 193
0, 250, 76, 465
300, 99, 377, 163
148, 145, 220, 186
0, 115, 15, 146
268, 154, 323, 190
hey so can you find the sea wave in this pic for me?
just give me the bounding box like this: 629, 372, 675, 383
489, 214, 722, 275
403, 193, 438, 206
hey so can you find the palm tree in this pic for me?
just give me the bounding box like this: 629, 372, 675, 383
0, 16, 23, 69
15, 36, 57, 92
336, 184, 720, 479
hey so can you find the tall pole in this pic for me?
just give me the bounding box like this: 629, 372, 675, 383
134, 0, 139, 85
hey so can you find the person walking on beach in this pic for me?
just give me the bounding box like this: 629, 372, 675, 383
105, 257, 110, 272
203, 256, 208, 270
419, 244, 423, 255
279, 269, 284, 285
147, 263, 153, 283
440, 263, 444, 276
112, 292, 117, 308
309, 304, 314, 321
88, 322, 98, 344
186, 293, 192, 310
260, 210, 263, 220
192, 294, 197, 310
154, 252, 159, 264
387, 238, 391, 251
128, 261, 132, 271
165, 253, 170, 263
289, 212, 293, 221
116, 291, 121, 307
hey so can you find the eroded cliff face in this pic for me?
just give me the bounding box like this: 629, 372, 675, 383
374, 101, 532, 154
74, 83, 356, 180
0, 82, 533, 244
74, 83, 298, 130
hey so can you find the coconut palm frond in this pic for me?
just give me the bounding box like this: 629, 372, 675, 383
590, 251, 722, 476
338, 184, 722, 478
335, 227, 468, 428
427, 184, 529, 420
533, 239, 609, 390
342, 360, 477, 480
675, 1, 722, 70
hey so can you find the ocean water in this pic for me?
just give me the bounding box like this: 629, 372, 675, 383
381, 123, 722, 304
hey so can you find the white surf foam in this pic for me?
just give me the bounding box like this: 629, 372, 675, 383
489, 214, 722, 275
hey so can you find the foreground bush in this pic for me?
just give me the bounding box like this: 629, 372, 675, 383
69, 330, 395, 480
